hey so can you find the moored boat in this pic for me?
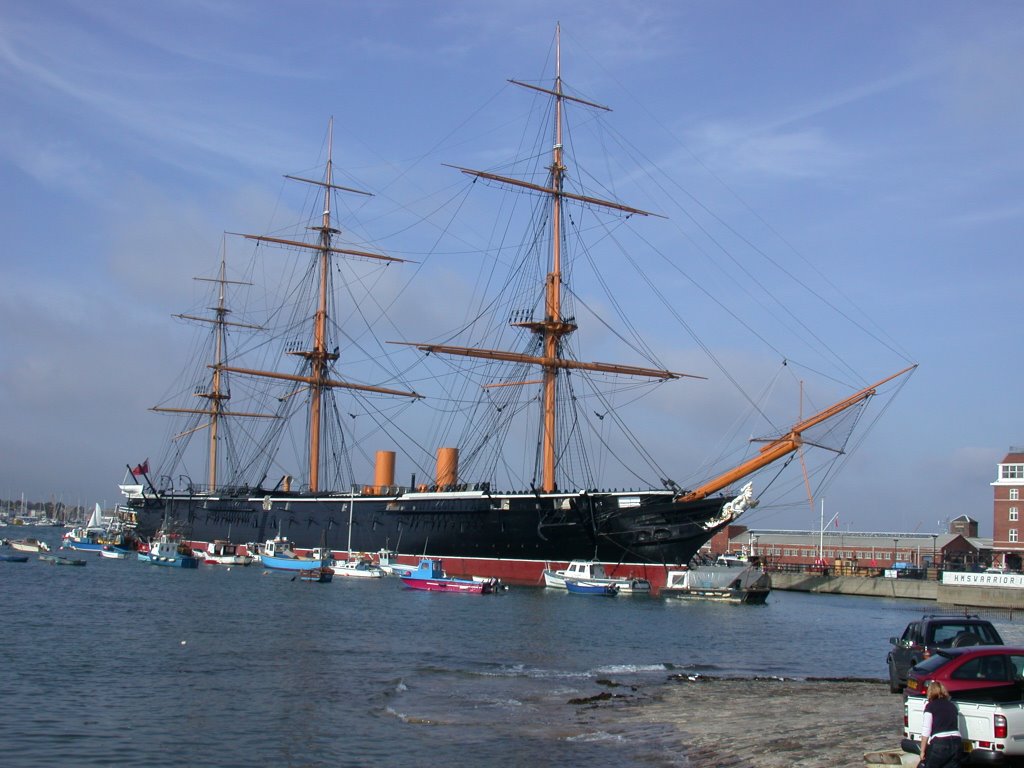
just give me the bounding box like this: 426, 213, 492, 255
143, 531, 199, 568
39, 553, 87, 566
543, 559, 651, 594
9, 538, 50, 553
661, 565, 771, 604
331, 556, 384, 579
99, 545, 131, 560
564, 579, 619, 596
202, 540, 254, 566
258, 536, 331, 574
1, 553, 29, 563
400, 559, 498, 594
298, 566, 333, 583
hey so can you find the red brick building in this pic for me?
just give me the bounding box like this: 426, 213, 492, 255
992, 447, 1024, 570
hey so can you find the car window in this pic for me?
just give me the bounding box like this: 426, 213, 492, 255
914, 654, 954, 674
973, 625, 1004, 644
951, 656, 1009, 682
931, 624, 989, 647
902, 623, 919, 644
1011, 656, 1024, 680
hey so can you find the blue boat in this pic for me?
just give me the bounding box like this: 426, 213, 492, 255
564, 579, 618, 596
142, 531, 199, 568
0, 553, 29, 563
258, 536, 332, 573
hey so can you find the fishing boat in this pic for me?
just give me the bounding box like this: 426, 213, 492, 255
543, 560, 650, 594
257, 536, 331, 574
373, 549, 407, 576
142, 531, 199, 568
117, 28, 915, 590
39, 553, 87, 567
400, 559, 498, 594
202, 540, 254, 566
661, 564, 771, 604
564, 579, 619, 596
331, 555, 384, 579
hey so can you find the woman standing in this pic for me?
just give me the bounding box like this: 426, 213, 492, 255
919, 681, 963, 767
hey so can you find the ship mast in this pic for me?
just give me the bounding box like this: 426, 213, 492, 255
218, 118, 419, 493
394, 24, 702, 493
151, 247, 270, 493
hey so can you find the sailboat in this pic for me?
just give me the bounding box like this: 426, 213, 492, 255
118, 28, 915, 590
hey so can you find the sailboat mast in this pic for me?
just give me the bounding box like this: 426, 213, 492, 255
541, 24, 566, 492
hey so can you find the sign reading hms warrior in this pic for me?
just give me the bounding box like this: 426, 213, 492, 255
943, 572, 1024, 588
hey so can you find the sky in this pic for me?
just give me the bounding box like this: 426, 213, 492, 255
0, 0, 1021, 536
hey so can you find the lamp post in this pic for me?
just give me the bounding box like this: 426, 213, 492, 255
893, 537, 899, 566
932, 534, 938, 573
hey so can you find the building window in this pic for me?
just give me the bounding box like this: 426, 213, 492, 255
1012, 489, 1020, 501
1011, 508, 1019, 522
1011, 529, 1019, 543
1003, 465, 1024, 480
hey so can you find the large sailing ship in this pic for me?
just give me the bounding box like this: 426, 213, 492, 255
118, 28, 914, 588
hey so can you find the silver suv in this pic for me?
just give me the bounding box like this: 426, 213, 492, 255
887, 614, 1003, 693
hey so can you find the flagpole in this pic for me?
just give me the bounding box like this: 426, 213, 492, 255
817, 498, 839, 568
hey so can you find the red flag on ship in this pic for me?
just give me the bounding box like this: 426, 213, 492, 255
131, 459, 149, 477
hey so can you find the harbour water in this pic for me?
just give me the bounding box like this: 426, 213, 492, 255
4, 528, 1023, 767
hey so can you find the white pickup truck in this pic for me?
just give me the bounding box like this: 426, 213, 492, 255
904, 694, 1024, 765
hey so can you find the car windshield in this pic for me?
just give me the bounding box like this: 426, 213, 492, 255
929, 623, 1003, 647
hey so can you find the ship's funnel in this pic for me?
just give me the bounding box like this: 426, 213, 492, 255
374, 450, 396, 493
436, 447, 459, 488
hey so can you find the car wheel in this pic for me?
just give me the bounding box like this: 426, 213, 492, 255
888, 659, 903, 694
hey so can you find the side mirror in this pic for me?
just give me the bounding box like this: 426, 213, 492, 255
890, 636, 898, 645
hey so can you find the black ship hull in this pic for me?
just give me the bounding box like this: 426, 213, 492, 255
121, 486, 739, 586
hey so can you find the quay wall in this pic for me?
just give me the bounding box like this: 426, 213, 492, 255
771, 573, 937, 600
771, 572, 1024, 609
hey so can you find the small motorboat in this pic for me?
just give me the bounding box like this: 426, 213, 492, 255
331, 556, 384, 579
543, 559, 650, 593
202, 540, 254, 566
0, 553, 29, 563
39, 553, 87, 566
400, 558, 498, 594
373, 549, 407, 576
9, 538, 51, 553
99, 545, 131, 560
564, 579, 618, 596
298, 566, 333, 583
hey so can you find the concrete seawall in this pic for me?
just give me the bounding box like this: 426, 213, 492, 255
771, 572, 1024, 609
